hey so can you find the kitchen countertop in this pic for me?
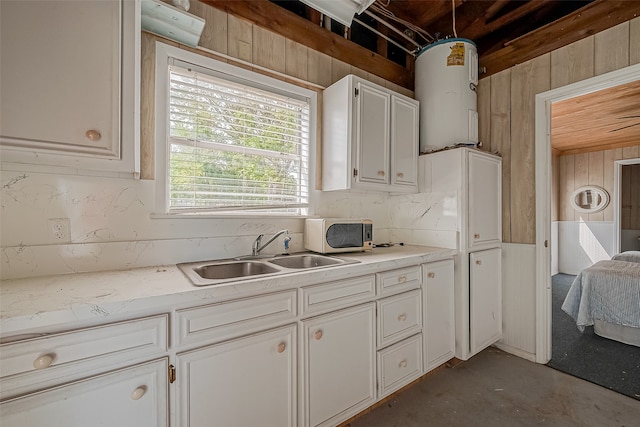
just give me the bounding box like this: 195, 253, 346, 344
0, 245, 457, 338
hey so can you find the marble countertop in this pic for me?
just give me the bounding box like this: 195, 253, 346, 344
0, 245, 457, 338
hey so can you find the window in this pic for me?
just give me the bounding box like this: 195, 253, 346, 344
155, 44, 315, 215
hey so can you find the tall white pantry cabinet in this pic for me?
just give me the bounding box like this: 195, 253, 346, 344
419, 148, 502, 360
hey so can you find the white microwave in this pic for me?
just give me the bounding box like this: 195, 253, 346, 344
304, 218, 373, 253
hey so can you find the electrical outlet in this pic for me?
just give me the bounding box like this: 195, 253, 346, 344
48, 218, 70, 243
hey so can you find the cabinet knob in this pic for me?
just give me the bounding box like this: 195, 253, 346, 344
397, 172, 404, 178
398, 275, 407, 283
314, 330, 323, 340
427, 272, 435, 279
33, 354, 54, 370
276, 342, 287, 353
85, 129, 101, 141
474, 233, 480, 239
377, 170, 385, 177
476, 260, 482, 266
131, 386, 147, 400
398, 359, 407, 368
397, 313, 407, 322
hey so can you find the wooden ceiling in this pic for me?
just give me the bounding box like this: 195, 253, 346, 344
551, 80, 640, 156
202, 1, 640, 88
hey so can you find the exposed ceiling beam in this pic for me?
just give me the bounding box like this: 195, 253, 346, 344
200, 0, 414, 89
479, 0, 640, 78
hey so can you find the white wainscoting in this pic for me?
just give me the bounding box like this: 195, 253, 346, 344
551, 221, 559, 275
557, 221, 614, 275
495, 243, 536, 362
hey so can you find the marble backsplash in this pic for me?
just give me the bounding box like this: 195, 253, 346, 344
1, 170, 454, 279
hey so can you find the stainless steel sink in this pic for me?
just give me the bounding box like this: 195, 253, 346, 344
267, 254, 344, 269
193, 261, 281, 279
178, 252, 359, 286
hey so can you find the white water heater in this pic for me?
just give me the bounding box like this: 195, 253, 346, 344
415, 38, 479, 153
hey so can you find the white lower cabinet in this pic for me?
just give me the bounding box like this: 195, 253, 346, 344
423, 259, 455, 372
470, 248, 502, 355
176, 324, 297, 427
0, 358, 168, 427
302, 303, 376, 427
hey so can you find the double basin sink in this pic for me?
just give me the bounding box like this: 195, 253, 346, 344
178, 252, 360, 286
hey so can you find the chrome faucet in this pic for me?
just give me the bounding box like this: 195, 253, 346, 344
252, 229, 289, 256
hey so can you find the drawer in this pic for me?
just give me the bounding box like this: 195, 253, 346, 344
300, 275, 375, 317
376, 266, 421, 297
377, 289, 422, 348
0, 314, 168, 400
377, 334, 423, 398
176, 290, 297, 348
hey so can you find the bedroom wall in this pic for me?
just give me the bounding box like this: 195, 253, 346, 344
556, 146, 640, 273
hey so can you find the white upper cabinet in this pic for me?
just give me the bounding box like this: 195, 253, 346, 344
468, 151, 502, 248
0, 0, 139, 175
322, 74, 418, 193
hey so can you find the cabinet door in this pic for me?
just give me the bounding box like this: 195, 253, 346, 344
355, 82, 390, 185
176, 325, 297, 427
390, 95, 419, 188
0, 359, 168, 427
424, 259, 455, 372
468, 151, 502, 248
469, 248, 502, 355
0, 0, 137, 173
303, 303, 376, 427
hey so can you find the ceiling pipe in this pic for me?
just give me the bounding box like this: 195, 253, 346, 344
352, 16, 415, 55
362, 9, 421, 49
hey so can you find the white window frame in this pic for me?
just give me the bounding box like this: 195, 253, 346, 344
153, 42, 317, 216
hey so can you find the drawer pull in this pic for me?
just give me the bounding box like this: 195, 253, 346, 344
476, 260, 482, 266
314, 330, 323, 340
33, 354, 54, 370
427, 272, 435, 279
397, 172, 404, 178
397, 313, 407, 322
377, 170, 386, 177
398, 275, 407, 283
276, 342, 287, 353
131, 386, 147, 400
398, 359, 407, 368
474, 233, 480, 239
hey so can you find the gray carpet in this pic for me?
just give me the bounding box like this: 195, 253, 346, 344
547, 273, 640, 400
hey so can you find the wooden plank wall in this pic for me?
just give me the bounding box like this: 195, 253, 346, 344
558, 147, 640, 222
139, 2, 413, 179
477, 17, 640, 244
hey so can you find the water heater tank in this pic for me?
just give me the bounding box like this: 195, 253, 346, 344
415, 38, 478, 153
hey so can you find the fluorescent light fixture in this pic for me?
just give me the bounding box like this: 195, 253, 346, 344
141, 0, 205, 47
300, 0, 376, 27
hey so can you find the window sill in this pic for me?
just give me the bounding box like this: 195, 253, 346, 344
150, 212, 313, 220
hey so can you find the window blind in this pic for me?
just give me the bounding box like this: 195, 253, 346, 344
167, 64, 310, 212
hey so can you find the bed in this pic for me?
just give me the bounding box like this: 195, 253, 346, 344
561, 255, 640, 347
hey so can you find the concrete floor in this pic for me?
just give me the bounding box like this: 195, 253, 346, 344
346, 348, 640, 427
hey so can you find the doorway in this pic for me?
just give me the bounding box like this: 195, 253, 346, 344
534, 63, 640, 364
614, 160, 640, 253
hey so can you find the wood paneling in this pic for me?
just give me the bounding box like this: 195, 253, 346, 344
557, 146, 640, 222
140, 32, 157, 180
285, 40, 308, 81
551, 153, 559, 222
594, 21, 630, 76
481, 17, 639, 240
189, 0, 228, 54
227, 14, 253, 63
252, 26, 285, 73
307, 49, 332, 88
550, 36, 594, 90
510, 54, 550, 243
489, 69, 511, 242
